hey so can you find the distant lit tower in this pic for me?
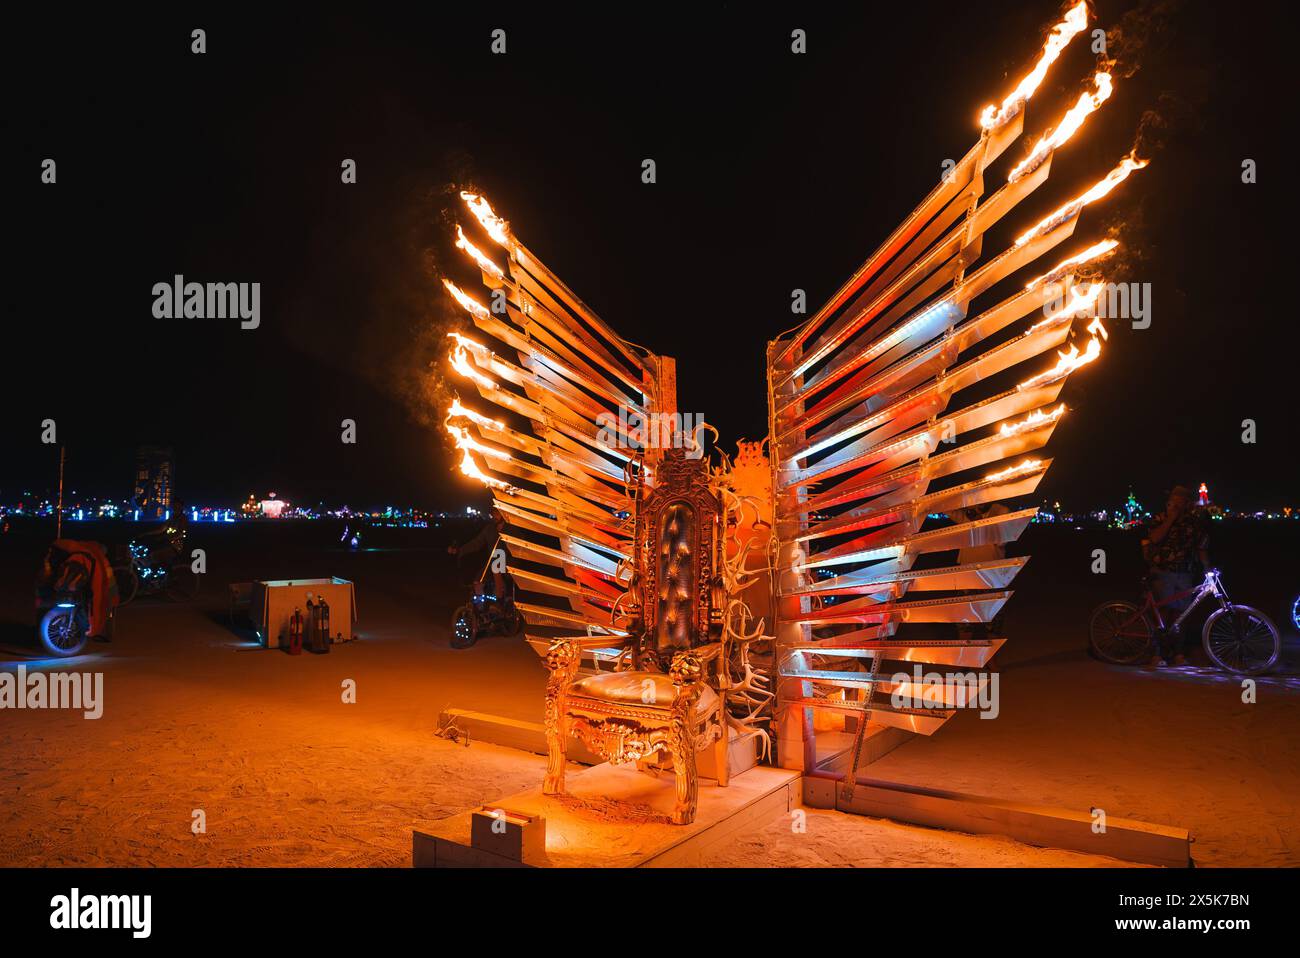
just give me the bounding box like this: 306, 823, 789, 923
133, 446, 174, 521
1122, 489, 1145, 528
1198, 482, 1210, 507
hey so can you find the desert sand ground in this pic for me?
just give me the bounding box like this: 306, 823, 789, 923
1, 520, 1296, 867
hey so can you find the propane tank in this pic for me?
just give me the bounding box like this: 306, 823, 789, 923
317, 597, 330, 649
318, 596, 331, 653
289, 607, 303, 656
305, 597, 318, 652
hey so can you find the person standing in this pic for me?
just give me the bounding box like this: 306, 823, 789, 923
1141, 485, 1211, 667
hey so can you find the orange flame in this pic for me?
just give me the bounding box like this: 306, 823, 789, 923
444, 409, 513, 491
448, 397, 503, 432
999, 403, 1066, 438
1044, 282, 1105, 321
460, 191, 510, 246
984, 458, 1044, 483
455, 225, 505, 279
443, 279, 490, 321
1017, 332, 1104, 392
1015, 153, 1149, 245
1025, 240, 1119, 290
446, 332, 495, 390
1008, 72, 1114, 182
981, 1, 1090, 130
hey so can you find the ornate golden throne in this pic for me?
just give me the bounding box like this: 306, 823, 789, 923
445, 0, 1145, 824
543, 448, 731, 825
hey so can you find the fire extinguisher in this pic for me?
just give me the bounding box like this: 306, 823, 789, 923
288, 607, 303, 655
318, 596, 331, 652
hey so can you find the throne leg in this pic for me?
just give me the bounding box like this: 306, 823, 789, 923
543, 713, 566, 795
669, 704, 698, 825
543, 640, 580, 796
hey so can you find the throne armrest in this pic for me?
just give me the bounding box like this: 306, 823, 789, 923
544, 638, 583, 684
669, 642, 725, 697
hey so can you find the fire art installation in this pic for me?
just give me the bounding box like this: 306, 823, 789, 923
442, 3, 1145, 823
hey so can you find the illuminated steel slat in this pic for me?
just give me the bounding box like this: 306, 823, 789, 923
494, 500, 630, 558
791, 425, 1060, 542
491, 484, 624, 529
500, 533, 627, 580
517, 601, 621, 631
510, 242, 653, 379
776, 164, 1066, 410
795, 460, 1050, 557
781, 313, 1074, 475
799, 508, 1038, 571
508, 566, 624, 606
505, 268, 650, 399
470, 307, 647, 416
783, 637, 1006, 668
792, 592, 1012, 627
781, 697, 955, 735
782, 557, 1028, 599
795, 381, 1066, 514
781, 670, 990, 709
493, 491, 630, 543
770, 110, 1026, 378
778, 275, 1062, 440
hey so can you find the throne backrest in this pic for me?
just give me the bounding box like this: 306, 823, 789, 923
634, 449, 722, 660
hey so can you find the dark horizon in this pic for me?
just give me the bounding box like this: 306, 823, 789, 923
6, 2, 1293, 512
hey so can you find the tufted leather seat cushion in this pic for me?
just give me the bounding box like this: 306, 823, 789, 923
570, 671, 717, 715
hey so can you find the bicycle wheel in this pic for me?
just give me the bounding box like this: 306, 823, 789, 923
113, 565, 139, 606
451, 605, 478, 648
1088, 600, 1153, 664
1203, 605, 1280, 675
165, 566, 200, 601
39, 606, 88, 657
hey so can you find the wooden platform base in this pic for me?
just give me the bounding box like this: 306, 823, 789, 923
803, 773, 1192, 867
413, 761, 799, 867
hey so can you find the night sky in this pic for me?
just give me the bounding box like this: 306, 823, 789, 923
5, 2, 1292, 512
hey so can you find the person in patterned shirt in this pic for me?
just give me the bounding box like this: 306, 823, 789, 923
1140, 485, 1210, 667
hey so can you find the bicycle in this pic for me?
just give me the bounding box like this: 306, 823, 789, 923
111, 537, 199, 605
1089, 568, 1280, 675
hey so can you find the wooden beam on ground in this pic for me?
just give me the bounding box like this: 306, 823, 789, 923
831, 775, 1192, 867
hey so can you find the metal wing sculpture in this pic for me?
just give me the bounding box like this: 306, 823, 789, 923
442, 195, 673, 654
442, 2, 1146, 774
